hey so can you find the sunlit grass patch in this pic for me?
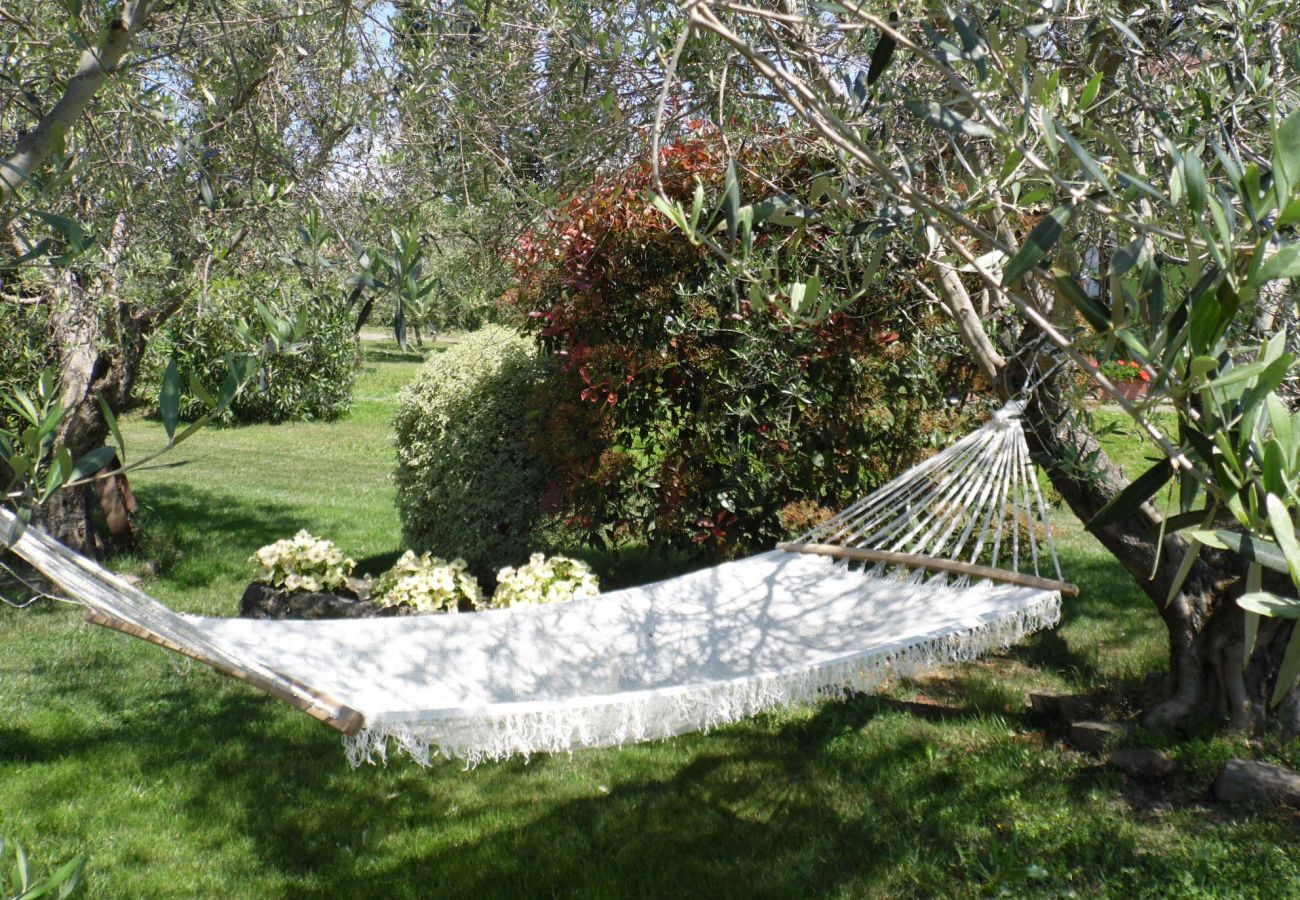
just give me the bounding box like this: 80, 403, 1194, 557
2, 359, 1297, 898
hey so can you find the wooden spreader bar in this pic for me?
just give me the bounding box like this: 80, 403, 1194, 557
84, 609, 366, 735
776, 542, 1080, 598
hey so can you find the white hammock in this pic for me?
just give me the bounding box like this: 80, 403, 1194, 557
2, 403, 1074, 767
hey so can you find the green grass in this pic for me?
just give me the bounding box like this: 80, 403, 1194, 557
2, 351, 1298, 898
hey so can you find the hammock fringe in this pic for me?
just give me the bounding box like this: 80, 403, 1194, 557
343, 587, 1062, 768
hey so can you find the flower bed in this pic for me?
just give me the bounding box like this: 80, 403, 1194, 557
243, 534, 599, 619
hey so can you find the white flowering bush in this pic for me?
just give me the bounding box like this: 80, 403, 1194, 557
249, 530, 354, 593
491, 554, 600, 608
371, 550, 484, 613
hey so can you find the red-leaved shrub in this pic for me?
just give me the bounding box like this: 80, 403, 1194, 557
507, 132, 974, 558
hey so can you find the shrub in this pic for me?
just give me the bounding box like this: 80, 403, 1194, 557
145, 274, 355, 424
249, 530, 354, 593
393, 327, 553, 582
507, 133, 974, 560
371, 550, 484, 613
777, 499, 836, 538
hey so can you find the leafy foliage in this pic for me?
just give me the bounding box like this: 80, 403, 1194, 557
145, 276, 356, 425
393, 327, 554, 582
0, 1, 379, 549
358, 209, 513, 340
508, 135, 974, 558
0, 305, 52, 420
1, 358, 244, 540
0, 836, 83, 899
673, 0, 1300, 716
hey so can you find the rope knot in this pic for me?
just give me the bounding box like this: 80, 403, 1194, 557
991, 400, 1026, 430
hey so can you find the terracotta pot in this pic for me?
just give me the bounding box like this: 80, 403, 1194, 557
1094, 380, 1149, 402
1113, 380, 1149, 401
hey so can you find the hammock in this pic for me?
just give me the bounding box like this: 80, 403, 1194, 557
2, 402, 1076, 767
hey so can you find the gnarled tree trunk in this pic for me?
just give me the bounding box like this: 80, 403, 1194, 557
1018, 384, 1300, 733
34, 273, 144, 554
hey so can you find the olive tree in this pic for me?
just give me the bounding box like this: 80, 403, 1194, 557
1, 1, 382, 551
662, 0, 1300, 729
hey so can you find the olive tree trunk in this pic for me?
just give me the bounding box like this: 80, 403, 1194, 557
1020, 389, 1300, 733
35, 272, 150, 554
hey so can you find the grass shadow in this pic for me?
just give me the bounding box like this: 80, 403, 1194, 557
112, 483, 322, 600
28, 664, 1242, 897
4, 598, 1294, 897
353, 549, 404, 577
361, 346, 428, 365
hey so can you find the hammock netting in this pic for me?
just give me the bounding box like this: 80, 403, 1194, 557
3, 403, 1069, 767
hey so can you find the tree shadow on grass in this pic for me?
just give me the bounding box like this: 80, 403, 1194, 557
1003, 551, 1161, 683
353, 550, 405, 578
7, 511, 1262, 896
3, 634, 1262, 900
122, 483, 337, 590
361, 347, 428, 364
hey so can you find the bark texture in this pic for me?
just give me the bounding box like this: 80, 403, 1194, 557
1017, 382, 1299, 733
35, 273, 144, 552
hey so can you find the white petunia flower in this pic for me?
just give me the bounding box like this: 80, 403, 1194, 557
249, 531, 354, 593
371, 550, 484, 614
490, 553, 601, 608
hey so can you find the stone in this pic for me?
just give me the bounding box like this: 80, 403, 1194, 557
239, 582, 415, 620
1068, 719, 1132, 754
1106, 748, 1177, 780
1028, 691, 1084, 722
1213, 758, 1300, 807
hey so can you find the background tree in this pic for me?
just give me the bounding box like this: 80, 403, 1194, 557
361, 0, 753, 344
1, 1, 383, 551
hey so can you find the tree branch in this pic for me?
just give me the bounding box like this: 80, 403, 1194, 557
1, 1, 152, 201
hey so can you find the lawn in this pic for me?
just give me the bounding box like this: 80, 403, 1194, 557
2, 344, 1298, 898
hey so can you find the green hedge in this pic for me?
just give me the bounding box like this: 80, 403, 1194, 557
393, 327, 553, 581
145, 276, 355, 424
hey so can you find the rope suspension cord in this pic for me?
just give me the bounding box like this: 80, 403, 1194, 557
775, 543, 1079, 597
789, 401, 1078, 596
0, 555, 82, 609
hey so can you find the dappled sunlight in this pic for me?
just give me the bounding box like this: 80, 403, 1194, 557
4, 648, 1285, 897
2, 324, 1292, 897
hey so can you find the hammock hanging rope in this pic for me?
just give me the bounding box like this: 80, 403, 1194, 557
2, 402, 1076, 767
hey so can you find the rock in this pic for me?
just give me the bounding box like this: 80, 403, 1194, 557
1213, 758, 1300, 807
1107, 748, 1177, 780
239, 582, 415, 620
1028, 691, 1084, 722
1069, 720, 1132, 754
344, 575, 374, 599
